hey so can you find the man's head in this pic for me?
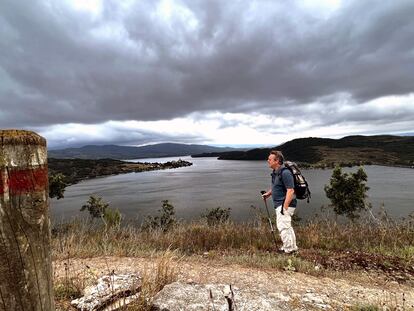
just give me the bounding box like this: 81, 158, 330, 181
268, 150, 284, 169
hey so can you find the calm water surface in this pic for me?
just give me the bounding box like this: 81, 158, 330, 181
51, 157, 414, 222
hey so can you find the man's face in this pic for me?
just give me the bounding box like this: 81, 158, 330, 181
267, 154, 279, 169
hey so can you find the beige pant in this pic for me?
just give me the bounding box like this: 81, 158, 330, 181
275, 205, 298, 252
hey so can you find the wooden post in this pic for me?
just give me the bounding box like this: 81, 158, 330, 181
0, 130, 54, 311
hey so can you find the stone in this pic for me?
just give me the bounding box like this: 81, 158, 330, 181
301, 293, 331, 309
151, 282, 293, 311
71, 273, 141, 311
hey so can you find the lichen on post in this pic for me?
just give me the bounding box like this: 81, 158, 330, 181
0, 130, 54, 311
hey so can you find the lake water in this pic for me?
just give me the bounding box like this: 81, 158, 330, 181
51, 156, 414, 223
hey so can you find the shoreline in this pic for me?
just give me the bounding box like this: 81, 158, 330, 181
48, 157, 193, 186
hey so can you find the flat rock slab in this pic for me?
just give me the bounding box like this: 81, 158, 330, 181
151, 282, 330, 311
54, 257, 414, 310
71, 273, 141, 311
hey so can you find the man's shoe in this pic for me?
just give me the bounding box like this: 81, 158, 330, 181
285, 249, 299, 255
276, 248, 290, 255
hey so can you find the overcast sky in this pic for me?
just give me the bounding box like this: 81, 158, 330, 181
1, 0, 413, 149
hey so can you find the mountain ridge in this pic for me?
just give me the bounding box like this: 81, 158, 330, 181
192, 135, 414, 167
48, 143, 244, 159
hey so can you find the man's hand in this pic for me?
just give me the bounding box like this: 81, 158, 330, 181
261, 190, 271, 200
283, 188, 295, 210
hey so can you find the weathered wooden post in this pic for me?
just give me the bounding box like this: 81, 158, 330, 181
0, 130, 54, 310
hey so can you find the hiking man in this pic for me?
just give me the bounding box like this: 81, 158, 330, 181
262, 150, 298, 254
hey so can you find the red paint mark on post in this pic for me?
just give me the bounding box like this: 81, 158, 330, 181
0, 167, 48, 195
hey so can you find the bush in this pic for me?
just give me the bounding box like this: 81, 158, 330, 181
81, 195, 109, 218
324, 166, 370, 220
80, 195, 122, 228
202, 207, 231, 226
49, 173, 68, 199
142, 200, 176, 232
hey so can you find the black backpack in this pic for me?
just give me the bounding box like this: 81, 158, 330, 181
281, 161, 311, 202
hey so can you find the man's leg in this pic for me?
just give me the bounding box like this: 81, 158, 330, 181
275, 206, 298, 253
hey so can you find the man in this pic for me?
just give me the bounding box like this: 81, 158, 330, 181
262, 150, 298, 254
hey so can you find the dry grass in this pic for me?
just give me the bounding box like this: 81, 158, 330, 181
51, 208, 413, 310
52, 218, 413, 310
51, 216, 414, 263
296, 217, 414, 261
126, 250, 179, 310
350, 291, 409, 311
54, 250, 178, 311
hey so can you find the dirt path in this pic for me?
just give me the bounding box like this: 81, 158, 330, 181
54, 256, 414, 310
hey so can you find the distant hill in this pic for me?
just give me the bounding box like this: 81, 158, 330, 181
192, 135, 414, 167
48, 143, 243, 160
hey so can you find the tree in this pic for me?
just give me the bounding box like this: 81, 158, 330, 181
49, 173, 68, 199
324, 166, 370, 220
80, 195, 122, 228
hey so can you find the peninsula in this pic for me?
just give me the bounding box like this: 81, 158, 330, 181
48, 158, 192, 185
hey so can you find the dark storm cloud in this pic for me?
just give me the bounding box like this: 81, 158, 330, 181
1, 0, 413, 128
43, 125, 204, 149
46, 129, 206, 150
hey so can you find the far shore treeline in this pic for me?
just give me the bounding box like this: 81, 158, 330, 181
192, 135, 414, 168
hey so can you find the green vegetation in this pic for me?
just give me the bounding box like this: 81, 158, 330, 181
80, 195, 122, 229
142, 200, 177, 232
52, 214, 414, 263
201, 206, 231, 226
48, 158, 192, 186
49, 173, 68, 199
52, 199, 414, 284
324, 166, 370, 220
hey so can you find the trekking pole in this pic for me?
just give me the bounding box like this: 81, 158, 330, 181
260, 190, 279, 249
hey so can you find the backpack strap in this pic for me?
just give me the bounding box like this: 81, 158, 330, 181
278, 167, 288, 187
305, 179, 311, 203
277, 167, 287, 215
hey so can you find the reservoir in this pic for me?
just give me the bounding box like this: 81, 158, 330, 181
51, 156, 414, 223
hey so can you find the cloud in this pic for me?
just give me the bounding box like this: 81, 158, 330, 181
1, 0, 413, 147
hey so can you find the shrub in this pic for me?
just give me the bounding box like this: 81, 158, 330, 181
80, 195, 122, 229
202, 207, 231, 226
324, 166, 370, 220
49, 173, 68, 199
142, 200, 176, 232
81, 195, 109, 218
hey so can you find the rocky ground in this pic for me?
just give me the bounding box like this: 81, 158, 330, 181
54, 255, 414, 310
